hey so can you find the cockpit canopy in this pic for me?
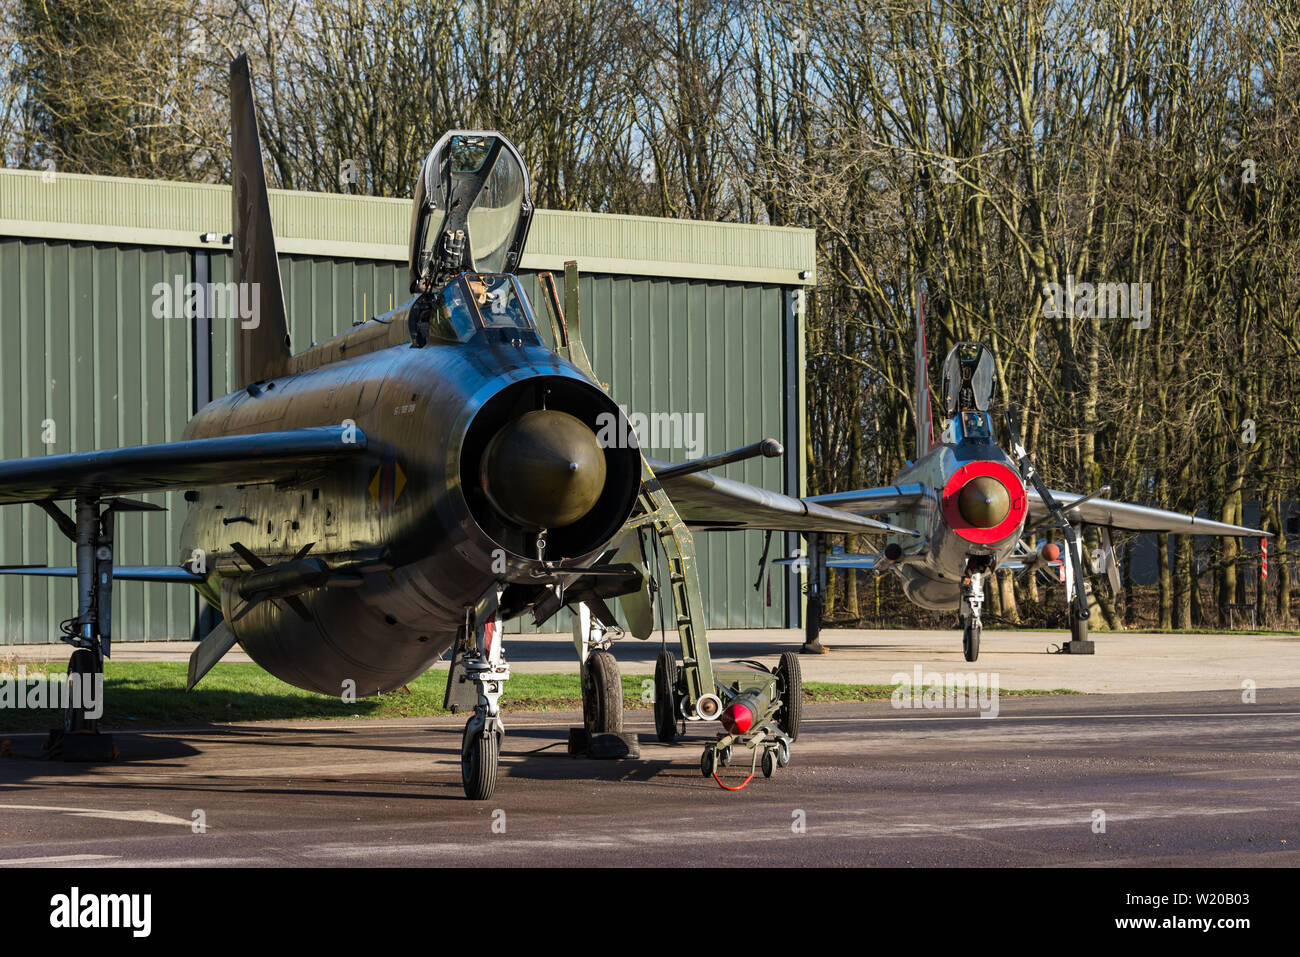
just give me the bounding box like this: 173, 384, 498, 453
408, 272, 540, 347
942, 342, 996, 415
408, 131, 534, 293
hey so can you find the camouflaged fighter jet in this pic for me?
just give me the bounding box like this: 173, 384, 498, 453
0, 56, 918, 798
778, 289, 1269, 662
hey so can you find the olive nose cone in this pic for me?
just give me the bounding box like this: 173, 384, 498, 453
481, 409, 607, 528
957, 475, 1010, 528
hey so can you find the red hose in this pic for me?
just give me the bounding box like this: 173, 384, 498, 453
711, 746, 760, 790
712, 769, 755, 791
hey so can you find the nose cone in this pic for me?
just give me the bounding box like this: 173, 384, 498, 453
957, 475, 1010, 528
481, 409, 607, 529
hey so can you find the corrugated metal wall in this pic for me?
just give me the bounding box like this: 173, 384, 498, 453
0, 238, 194, 644
1, 241, 790, 642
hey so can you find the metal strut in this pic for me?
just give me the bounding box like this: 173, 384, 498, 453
40, 495, 160, 758
623, 458, 717, 717
1003, 408, 1094, 654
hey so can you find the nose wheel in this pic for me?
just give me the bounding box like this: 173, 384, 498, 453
959, 568, 984, 662
962, 618, 981, 662
446, 591, 510, 799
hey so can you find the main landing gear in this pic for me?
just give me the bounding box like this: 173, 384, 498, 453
1059, 524, 1095, 653
41, 496, 156, 761
801, 533, 828, 655
568, 602, 639, 759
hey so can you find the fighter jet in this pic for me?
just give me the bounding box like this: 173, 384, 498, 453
777, 288, 1269, 661
0, 57, 915, 797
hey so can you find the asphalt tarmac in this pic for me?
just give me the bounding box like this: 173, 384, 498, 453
1, 688, 1296, 866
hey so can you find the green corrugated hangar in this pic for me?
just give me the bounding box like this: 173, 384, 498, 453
0, 168, 813, 644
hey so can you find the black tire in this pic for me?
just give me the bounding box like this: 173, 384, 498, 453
583, 650, 622, 734
761, 748, 776, 778
64, 648, 101, 734
700, 747, 717, 777
1069, 604, 1089, 644
963, 620, 981, 662
461, 725, 499, 800
804, 594, 822, 645
776, 651, 803, 741
653, 648, 678, 743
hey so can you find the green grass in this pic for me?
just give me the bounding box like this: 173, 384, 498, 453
801, 681, 1079, 702
0, 661, 1075, 733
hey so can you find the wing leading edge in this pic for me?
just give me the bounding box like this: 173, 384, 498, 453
1025, 490, 1268, 537
0, 425, 368, 505
652, 465, 920, 537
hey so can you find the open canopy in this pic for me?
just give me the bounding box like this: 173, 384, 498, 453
408, 130, 534, 292
942, 342, 997, 414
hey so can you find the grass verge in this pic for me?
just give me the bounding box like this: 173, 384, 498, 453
0, 660, 1075, 732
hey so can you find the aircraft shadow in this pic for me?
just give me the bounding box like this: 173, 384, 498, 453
0, 723, 698, 796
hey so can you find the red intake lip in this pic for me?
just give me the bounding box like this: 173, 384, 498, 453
941, 461, 1026, 544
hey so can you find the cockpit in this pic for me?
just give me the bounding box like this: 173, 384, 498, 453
404, 130, 541, 350
407, 271, 541, 347
941, 342, 997, 443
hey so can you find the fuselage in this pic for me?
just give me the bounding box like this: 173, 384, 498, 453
177, 277, 639, 696
886, 417, 1027, 610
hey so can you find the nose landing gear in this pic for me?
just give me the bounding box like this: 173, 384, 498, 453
960, 566, 984, 662
446, 589, 510, 800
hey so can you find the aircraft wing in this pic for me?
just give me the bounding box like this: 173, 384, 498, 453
804, 484, 929, 514
774, 553, 878, 570
0, 426, 367, 505
1026, 489, 1267, 537
0, 565, 202, 582
653, 467, 920, 537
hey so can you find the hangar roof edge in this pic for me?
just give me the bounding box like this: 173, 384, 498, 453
0, 168, 817, 286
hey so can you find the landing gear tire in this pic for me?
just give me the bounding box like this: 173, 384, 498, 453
64, 648, 101, 734
653, 648, 678, 743
802, 594, 826, 653
761, 748, 776, 778
461, 723, 499, 800
962, 620, 981, 662
700, 747, 717, 777
1069, 605, 1089, 644
775, 651, 802, 741
583, 650, 622, 734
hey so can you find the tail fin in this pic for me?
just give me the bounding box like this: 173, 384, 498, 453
230, 54, 291, 386
914, 284, 933, 457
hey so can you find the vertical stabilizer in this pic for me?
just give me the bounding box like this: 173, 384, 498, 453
914, 284, 933, 457
230, 55, 291, 386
